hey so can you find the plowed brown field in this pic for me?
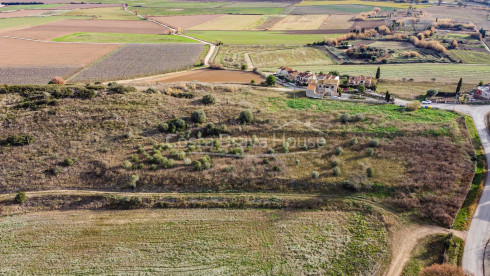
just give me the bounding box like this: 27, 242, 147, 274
150, 14, 223, 30
140, 69, 264, 83
0, 19, 170, 40
0, 37, 119, 66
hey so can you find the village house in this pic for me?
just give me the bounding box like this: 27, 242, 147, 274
475, 84, 490, 100
349, 75, 375, 87
306, 74, 340, 99
296, 71, 314, 86
276, 66, 293, 77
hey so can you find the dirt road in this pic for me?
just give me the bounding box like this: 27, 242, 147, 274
383, 225, 466, 276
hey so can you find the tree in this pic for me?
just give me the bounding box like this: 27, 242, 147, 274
241, 64, 248, 70
426, 88, 439, 98
202, 94, 216, 105
479, 81, 484, 86
15, 192, 27, 204
265, 74, 276, 86
456, 78, 463, 94
190, 110, 207, 124
479, 28, 486, 38
375, 66, 381, 79
385, 91, 391, 102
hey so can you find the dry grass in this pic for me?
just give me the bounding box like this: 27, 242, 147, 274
269, 15, 328, 30
188, 15, 265, 30
0, 209, 389, 275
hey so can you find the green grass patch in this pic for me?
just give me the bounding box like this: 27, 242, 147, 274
52, 32, 198, 43
453, 116, 486, 230
449, 50, 490, 64
297, 0, 425, 9
402, 233, 464, 275
184, 30, 341, 45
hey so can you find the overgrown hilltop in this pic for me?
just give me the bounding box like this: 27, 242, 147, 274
0, 82, 475, 226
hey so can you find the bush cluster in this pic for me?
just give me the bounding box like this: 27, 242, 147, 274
1, 134, 34, 147
15, 192, 27, 204
238, 110, 254, 124
190, 110, 207, 124
202, 94, 216, 105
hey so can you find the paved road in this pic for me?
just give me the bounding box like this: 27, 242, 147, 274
431, 103, 490, 276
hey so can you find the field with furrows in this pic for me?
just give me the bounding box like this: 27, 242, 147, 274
0, 67, 81, 85
70, 43, 205, 82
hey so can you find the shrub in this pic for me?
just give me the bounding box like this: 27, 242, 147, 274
352, 113, 365, 122
174, 151, 186, 160
183, 157, 192, 165
420, 263, 466, 276
48, 76, 66, 85
14, 192, 27, 204
335, 147, 343, 156
190, 110, 207, 124
367, 167, 374, 177
318, 137, 327, 147
241, 64, 248, 70
108, 85, 137, 94
146, 88, 157, 94
167, 118, 187, 133
312, 171, 319, 179
340, 113, 351, 123
75, 87, 96, 99
192, 160, 202, 171
202, 94, 216, 105
204, 123, 231, 136
369, 139, 380, 147
3, 134, 34, 146
406, 101, 421, 111
128, 174, 139, 189
349, 137, 358, 146
332, 166, 341, 176
122, 160, 133, 169
366, 148, 375, 157
273, 165, 280, 172
282, 142, 289, 153
426, 88, 439, 98
62, 158, 74, 167
331, 160, 340, 167
238, 110, 254, 124
263, 158, 269, 164
295, 159, 300, 165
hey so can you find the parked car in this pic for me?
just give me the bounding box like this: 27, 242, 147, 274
421, 100, 432, 104
332, 96, 340, 99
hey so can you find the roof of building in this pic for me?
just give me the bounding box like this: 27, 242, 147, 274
306, 84, 317, 91
349, 75, 373, 81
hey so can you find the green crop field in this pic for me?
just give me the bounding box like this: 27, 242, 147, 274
131, 5, 285, 16
184, 30, 340, 45
449, 50, 490, 64
251, 47, 335, 67
263, 64, 490, 83
0, 209, 389, 275
0, 16, 92, 30
53, 32, 198, 44
65, 7, 142, 20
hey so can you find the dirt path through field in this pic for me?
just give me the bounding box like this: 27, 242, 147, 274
244, 53, 254, 69
383, 225, 466, 276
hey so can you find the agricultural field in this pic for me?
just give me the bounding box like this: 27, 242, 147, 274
250, 46, 334, 67
188, 15, 265, 31
150, 14, 223, 30
53, 32, 197, 43
0, 37, 120, 66
422, 6, 490, 30
269, 15, 328, 30
1, 19, 172, 40
287, 4, 392, 15
139, 68, 264, 83
128, 2, 286, 16
0, 66, 81, 85
0, 15, 92, 30
264, 64, 490, 84
377, 81, 475, 99
296, 0, 426, 9
449, 50, 490, 64
368, 41, 415, 50
64, 6, 142, 20
0, 9, 51, 18
0, 209, 389, 275
70, 43, 204, 82
183, 30, 340, 45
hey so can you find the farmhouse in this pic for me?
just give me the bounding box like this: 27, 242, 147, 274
277, 66, 293, 76
475, 84, 490, 100
296, 71, 314, 86
349, 75, 375, 87
306, 74, 340, 99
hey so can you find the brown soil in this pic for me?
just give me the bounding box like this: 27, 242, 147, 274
0, 36, 120, 66
0, 19, 170, 40
54, 3, 120, 10
138, 68, 264, 84
0, 9, 45, 18
150, 14, 223, 30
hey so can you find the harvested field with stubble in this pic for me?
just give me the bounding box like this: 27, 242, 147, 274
150, 14, 223, 29
0, 66, 80, 84
0, 37, 120, 66
251, 46, 334, 67
138, 68, 264, 83
269, 15, 328, 30
0, 9, 46, 18
188, 15, 264, 30
0, 19, 171, 40
71, 43, 204, 82
0, 209, 389, 275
